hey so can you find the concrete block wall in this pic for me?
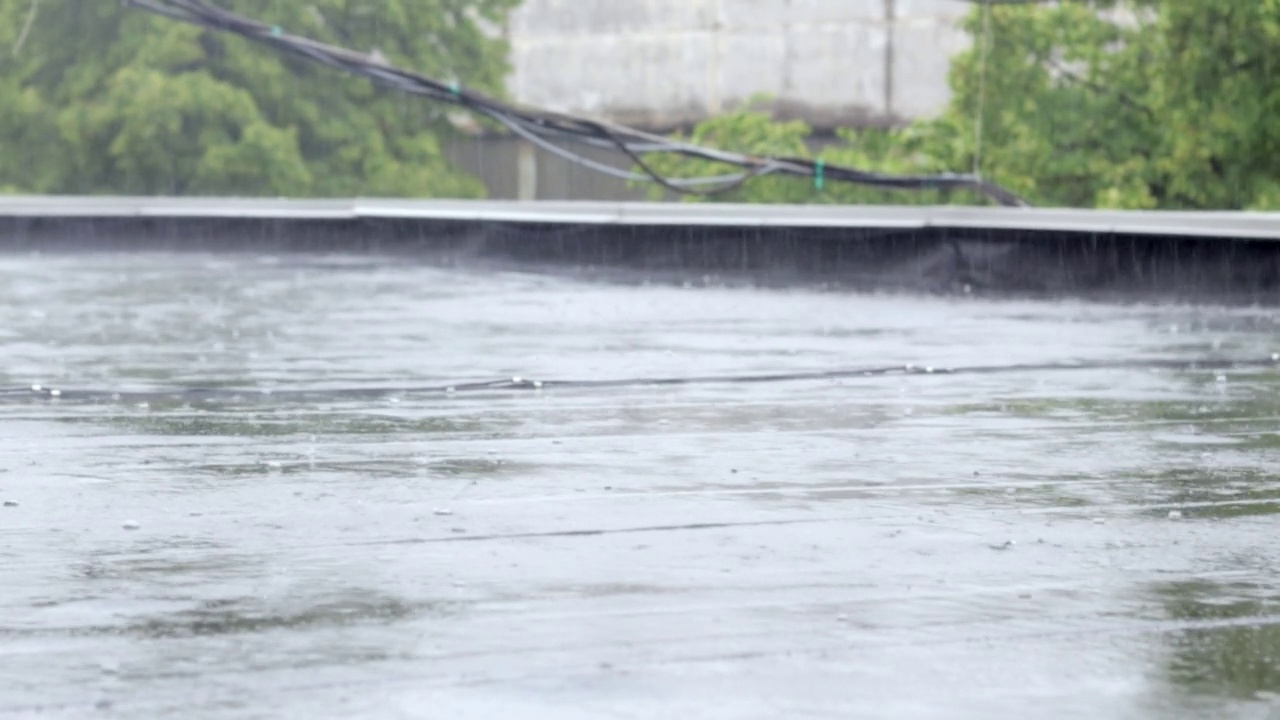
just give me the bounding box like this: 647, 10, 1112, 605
507, 0, 972, 130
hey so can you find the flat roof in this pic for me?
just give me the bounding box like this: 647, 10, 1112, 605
2, 196, 1280, 240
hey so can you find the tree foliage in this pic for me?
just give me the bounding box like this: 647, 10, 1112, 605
644, 1, 1280, 210
0, 0, 517, 197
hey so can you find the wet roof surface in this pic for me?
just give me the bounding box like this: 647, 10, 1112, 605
2, 252, 1280, 718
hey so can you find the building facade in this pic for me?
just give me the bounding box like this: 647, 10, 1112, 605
452, 1, 973, 201
506, 0, 972, 131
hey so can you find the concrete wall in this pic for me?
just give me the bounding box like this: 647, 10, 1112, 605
445, 135, 644, 202
507, 0, 972, 130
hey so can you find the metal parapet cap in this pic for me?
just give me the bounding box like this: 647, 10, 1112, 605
1, 197, 1279, 241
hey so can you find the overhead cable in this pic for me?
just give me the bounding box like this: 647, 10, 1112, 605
123, 0, 1029, 207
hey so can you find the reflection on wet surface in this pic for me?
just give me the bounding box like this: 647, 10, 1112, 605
2, 252, 1280, 718
1154, 579, 1280, 700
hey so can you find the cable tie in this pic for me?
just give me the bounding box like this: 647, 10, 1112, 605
270, 25, 282, 37
814, 159, 825, 192
448, 81, 460, 96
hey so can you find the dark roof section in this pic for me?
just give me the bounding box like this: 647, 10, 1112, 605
3, 197, 1279, 301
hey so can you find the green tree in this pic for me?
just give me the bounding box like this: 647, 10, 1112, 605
0, 0, 517, 197
644, 1, 1280, 210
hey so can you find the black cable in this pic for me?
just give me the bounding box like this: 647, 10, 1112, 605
7, 356, 1278, 404
122, 0, 1030, 207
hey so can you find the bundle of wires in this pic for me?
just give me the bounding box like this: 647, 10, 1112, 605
124, 0, 1028, 207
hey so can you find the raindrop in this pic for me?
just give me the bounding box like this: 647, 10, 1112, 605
1167, 510, 1183, 520
122, 520, 141, 530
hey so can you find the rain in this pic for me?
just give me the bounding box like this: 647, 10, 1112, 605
2, 2, 1280, 718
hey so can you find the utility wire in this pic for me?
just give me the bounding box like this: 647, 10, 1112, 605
973, 0, 993, 179
122, 0, 1029, 207
11, 0, 40, 57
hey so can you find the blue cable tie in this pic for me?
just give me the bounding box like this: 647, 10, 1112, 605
814, 159, 825, 191
270, 26, 282, 37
